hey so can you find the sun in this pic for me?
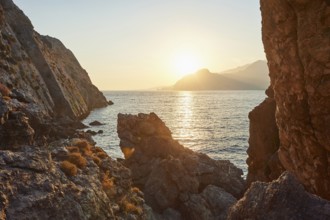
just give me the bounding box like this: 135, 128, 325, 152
172, 51, 203, 78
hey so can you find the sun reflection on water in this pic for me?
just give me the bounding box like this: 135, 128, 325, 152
173, 91, 194, 143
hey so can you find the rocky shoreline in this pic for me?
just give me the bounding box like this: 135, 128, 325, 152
0, 0, 330, 219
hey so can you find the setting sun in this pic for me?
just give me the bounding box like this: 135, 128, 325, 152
172, 51, 204, 77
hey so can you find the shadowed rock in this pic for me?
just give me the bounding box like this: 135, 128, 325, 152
228, 172, 330, 220
117, 112, 245, 219
259, 0, 330, 199
247, 95, 284, 184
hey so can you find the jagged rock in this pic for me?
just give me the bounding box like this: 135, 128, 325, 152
0, 139, 147, 220
228, 172, 330, 220
0, 111, 34, 148
89, 120, 104, 126
0, 0, 150, 219
181, 185, 236, 220
260, 0, 330, 199
108, 100, 114, 105
0, 0, 107, 122
117, 113, 245, 218
246, 97, 284, 184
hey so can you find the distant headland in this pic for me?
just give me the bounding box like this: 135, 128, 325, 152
172, 60, 269, 90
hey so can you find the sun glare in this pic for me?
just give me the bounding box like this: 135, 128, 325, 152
173, 52, 203, 78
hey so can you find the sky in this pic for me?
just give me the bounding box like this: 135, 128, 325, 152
14, 0, 265, 90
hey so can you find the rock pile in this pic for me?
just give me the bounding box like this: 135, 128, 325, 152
117, 112, 245, 219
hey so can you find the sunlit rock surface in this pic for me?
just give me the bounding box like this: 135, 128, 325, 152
257, 0, 330, 200
117, 112, 245, 219
0, 139, 147, 220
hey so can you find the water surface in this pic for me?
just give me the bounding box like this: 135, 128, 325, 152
82, 90, 265, 175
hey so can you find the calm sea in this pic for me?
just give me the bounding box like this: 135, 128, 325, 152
82, 90, 266, 175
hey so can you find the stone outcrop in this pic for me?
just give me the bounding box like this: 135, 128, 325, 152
0, 0, 107, 123
246, 92, 284, 184
117, 113, 245, 219
256, 0, 330, 200
228, 172, 330, 220
0, 138, 147, 220
0, 0, 149, 219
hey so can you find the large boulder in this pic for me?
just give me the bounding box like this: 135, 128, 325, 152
117, 112, 245, 219
228, 172, 330, 220
251, 0, 330, 200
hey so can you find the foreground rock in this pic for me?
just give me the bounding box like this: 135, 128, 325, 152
229, 172, 330, 220
247, 0, 330, 200
0, 0, 148, 219
0, 138, 147, 220
117, 113, 245, 219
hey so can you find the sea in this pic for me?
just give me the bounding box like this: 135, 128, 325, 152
82, 90, 266, 175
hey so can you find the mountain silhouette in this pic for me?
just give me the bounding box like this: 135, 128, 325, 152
173, 60, 269, 90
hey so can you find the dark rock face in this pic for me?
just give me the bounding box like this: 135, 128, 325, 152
260, 0, 330, 199
246, 96, 284, 184
89, 120, 104, 126
228, 172, 330, 220
117, 113, 245, 219
0, 0, 107, 122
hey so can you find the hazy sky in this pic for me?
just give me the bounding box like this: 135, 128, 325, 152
14, 0, 265, 90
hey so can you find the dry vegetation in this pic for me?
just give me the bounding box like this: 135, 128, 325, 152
120, 196, 143, 215
60, 160, 78, 176
61, 139, 108, 177
59, 139, 145, 217
102, 171, 116, 197
121, 147, 135, 159
67, 152, 87, 169
0, 83, 10, 96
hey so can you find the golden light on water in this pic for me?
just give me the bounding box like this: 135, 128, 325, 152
175, 92, 194, 139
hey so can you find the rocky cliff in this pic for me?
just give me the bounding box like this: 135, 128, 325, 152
0, 1, 148, 219
0, 0, 107, 123
247, 0, 330, 200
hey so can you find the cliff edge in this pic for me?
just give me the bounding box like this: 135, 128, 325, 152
247, 0, 330, 200
0, 0, 107, 123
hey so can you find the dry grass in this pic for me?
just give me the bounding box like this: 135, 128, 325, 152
121, 199, 143, 215
121, 147, 135, 159
73, 140, 92, 156
93, 146, 105, 153
60, 160, 78, 176
67, 152, 87, 169
91, 155, 101, 166
2, 96, 11, 101
66, 146, 79, 153
131, 187, 142, 194
0, 83, 10, 96
96, 151, 108, 159
102, 171, 116, 197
